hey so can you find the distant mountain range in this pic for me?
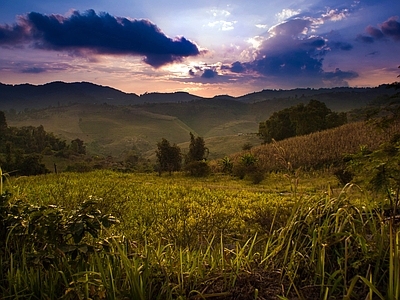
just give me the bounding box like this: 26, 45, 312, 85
0, 81, 396, 111
1, 81, 397, 159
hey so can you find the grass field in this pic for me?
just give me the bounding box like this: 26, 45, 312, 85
7, 102, 262, 159
1, 169, 398, 299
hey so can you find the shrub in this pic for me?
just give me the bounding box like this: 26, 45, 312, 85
184, 161, 211, 177
0, 193, 118, 267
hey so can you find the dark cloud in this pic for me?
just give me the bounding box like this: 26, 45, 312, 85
201, 68, 217, 79
356, 34, 375, 43
381, 17, 400, 40
0, 9, 201, 67
230, 61, 246, 73
323, 68, 358, 80
0, 22, 28, 45
360, 16, 400, 43
230, 20, 327, 79
221, 18, 358, 87
365, 26, 384, 39
330, 41, 353, 51
323, 68, 358, 87
20, 67, 47, 73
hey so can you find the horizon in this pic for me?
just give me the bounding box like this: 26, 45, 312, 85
1, 1, 399, 97
1, 79, 392, 99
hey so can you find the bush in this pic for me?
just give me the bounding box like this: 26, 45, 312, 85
0, 193, 118, 267
333, 168, 354, 186
247, 169, 265, 184
184, 161, 211, 177
232, 153, 264, 183
65, 162, 92, 173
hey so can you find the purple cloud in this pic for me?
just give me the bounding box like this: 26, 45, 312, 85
0, 9, 201, 67
201, 68, 218, 79
323, 68, 358, 86
21, 67, 47, 73
360, 16, 400, 43
222, 18, 358, 86
381, 17, 400, 40
330, 41, 353, 51
366, 26, 384, 39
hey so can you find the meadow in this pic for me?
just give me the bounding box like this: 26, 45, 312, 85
1, 168, 398, 299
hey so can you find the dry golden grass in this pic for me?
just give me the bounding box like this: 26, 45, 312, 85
230, 121, 399, 172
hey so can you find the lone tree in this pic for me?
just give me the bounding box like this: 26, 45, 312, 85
184, 133, 210, 177
156, 138, 182, 175
185, 132, 209, 163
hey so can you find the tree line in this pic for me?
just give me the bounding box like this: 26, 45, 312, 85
0, 111, 86, 176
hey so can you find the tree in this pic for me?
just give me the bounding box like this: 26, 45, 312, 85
185, 132, 209, 163
156, 138, 182, 175
0, 111, 8, 146
0, 111, 7, 133
16, 154, 49, 176
260, 108, 295, 143
70, 138, 86, 155
259, 100, 347, 143
184, 133, 210, 177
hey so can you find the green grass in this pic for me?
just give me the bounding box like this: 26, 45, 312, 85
1, 170, 398, 299
7, 101, 261, 159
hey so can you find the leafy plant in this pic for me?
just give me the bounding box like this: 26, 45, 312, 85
0, 194, 119, 267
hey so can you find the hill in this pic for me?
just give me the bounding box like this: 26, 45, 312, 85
1, 81, 397, 112
2, 81, 397, 160
5, 101, 261, 159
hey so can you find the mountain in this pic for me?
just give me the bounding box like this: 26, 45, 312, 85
2, 81, 397, 160
1, 81, 397, 112
0, 81, 202, 111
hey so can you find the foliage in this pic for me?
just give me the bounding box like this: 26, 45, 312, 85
233, 153, 265, 183
366, 82, 400, 132
259, 99, 347, 143
70, 138, 87, 155
232, 121, 400, 173
184, 132, 210, 177
0, 112, 89, 175
184, 160, 211, 177
242, 142, 253, 151
0, 110, 7, 133
155, 138, 182, 175
0, 192, 118, 263
185, 132, 209, 163
1, 170, 399, 299
219, 156, 233, 173
266, 190, 396, 300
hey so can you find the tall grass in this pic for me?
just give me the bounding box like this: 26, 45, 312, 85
230, 121, 400, 172
1, 171, 399, 299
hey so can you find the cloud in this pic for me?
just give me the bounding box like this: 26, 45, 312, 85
207, 20, 237, 31
20, 67, 47, 73
276, 8, 301, 22
330, 41, 353, 51
321, 8, 349, 22
0, 9, 201, 67
222, 17, 358, 87
360, 16, 400, 43
201, 68, 218, 78
242, 19, 327, 78
381, 16, 400, 40
365, 26, 384, 39
230, 61, 246, 73
323, 68, 358, 86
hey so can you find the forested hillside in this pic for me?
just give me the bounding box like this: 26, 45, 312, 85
3, 82, 394, 161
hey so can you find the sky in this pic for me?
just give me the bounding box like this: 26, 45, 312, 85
0, 0, 399, 97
